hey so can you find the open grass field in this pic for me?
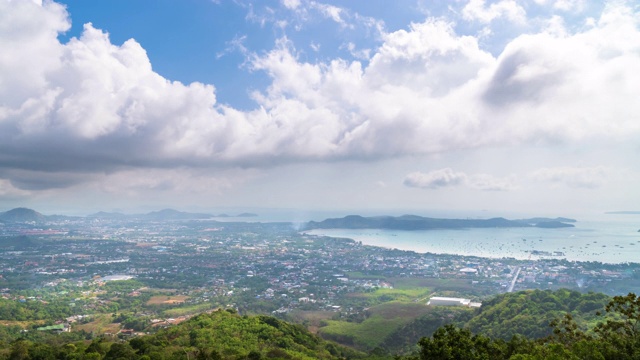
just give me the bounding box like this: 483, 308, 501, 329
161, 302, 217, 317
74, 314, 121, 335
146, 295, 189, 305
0, 320, 45, 328
288, 310, 335, 334
389, 277, 496, 297
317, 301, 433, 350
347, 286, 432, 304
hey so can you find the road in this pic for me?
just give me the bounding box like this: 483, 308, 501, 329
508, 266, 521, 292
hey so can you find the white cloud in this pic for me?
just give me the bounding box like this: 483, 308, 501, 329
309, 2, 347, 27
341, 42, 371, 60
0, 178, 30, 198
282, 0, 301, 10
531, 0, 584, 10
403, 169, 468, 189
462, 0, 527, 24
216, 35, 248, 59
1, 0, 640, 195
404, 169, 517, 191
94, 168, 255, 197
531, 166, 608, 189
469, 173, 517, 191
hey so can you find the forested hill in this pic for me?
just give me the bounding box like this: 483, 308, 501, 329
2, 309, 365, 360
140, 310, 364, 359
303, 214, 575, 230
465, 288, 609, 339
381, 289, 610, 355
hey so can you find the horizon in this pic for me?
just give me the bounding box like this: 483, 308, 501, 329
1, 204, 637, 223
1, 1, 639, 216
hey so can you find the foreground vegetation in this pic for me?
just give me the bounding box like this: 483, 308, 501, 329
1, 309, 365, 360
403, 292, 640, 360
3, 290, 640, 359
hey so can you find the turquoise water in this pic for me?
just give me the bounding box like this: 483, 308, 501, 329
305, 218, 640, 264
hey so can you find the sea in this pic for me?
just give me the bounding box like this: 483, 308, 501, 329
202, 208, 639, 264
303, 214, 640, 264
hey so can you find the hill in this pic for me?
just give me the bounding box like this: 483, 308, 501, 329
0, 208, 80, 223
381, 289, 610, 354
0, 208, 46, 223
1, 310, 366, 360
303, 215, 575, 231
139, 208, 215, 220
143, 310, 364, 359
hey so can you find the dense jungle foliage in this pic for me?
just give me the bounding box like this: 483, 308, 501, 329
2, 290, 640, 360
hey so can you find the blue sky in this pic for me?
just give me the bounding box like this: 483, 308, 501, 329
0, 0, 639, 218
56, 0, 437, 109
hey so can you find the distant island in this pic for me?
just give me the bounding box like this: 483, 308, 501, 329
0, 207, 258, 223
302, 214, 576, 231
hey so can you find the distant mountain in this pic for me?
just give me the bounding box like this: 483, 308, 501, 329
0, 207, 46, 223
212, 213, 258, 217
606, 211, 640, 214
523, 217, 576, 223
0, 208, 82, 223
236, 212, 258, 217
302, 214, 575, 231
139, 208, 215, 220
87, 211, 128, 219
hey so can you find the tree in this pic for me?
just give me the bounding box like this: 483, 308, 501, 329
595, 292, 640, 338
9, 340, 31, 360
104, 342, 137, 360
418, 324, 506, 360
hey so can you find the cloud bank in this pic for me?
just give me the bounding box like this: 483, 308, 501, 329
1, 0, 639, 193
531, 166, 608, 189
404, 169, 517, 191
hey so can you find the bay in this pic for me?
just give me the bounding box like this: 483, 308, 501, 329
305, 217, 640, 264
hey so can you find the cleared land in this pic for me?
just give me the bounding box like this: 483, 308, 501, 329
146, 295, 189, 305
318, 301, 433, 350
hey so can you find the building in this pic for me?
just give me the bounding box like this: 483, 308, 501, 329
427, 296, 481, 308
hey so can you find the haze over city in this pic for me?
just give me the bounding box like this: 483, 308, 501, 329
1, 0, 639, 217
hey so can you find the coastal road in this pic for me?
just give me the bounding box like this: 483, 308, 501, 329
508, 267, 521, 293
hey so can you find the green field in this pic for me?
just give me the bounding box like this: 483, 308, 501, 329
318, 301, 433, 350
161, 302, 218, 317
347, 285, 432, 304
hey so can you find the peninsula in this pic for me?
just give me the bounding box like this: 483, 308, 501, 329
302, 215, 575, 231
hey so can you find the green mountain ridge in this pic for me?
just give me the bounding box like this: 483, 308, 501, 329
1, 310, 365, 360
379, 289, 610, 355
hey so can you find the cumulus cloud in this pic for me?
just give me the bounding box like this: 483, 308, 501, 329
404, 169, 516, 191
282, 0, 301, 10
462, 0, 527, 24
532, 0, 586, 12
404, 169, 468, 189
1, 0, 639, 193
531, 166, 608, 189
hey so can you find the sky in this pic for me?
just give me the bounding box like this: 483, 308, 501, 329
0, 0, 639, 218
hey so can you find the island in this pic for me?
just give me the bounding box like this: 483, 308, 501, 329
302, 214, 575, 231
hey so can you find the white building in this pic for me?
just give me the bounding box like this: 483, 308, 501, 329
428, 296, 481, 308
